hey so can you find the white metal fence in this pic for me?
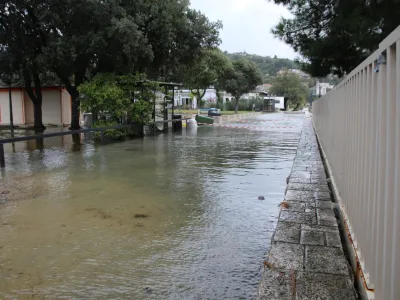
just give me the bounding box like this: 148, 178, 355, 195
313, 25, 400, 300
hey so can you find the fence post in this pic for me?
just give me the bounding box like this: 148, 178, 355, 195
0, 144, 5, 168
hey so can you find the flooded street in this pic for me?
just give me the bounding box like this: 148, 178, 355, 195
0, 113, 304, 299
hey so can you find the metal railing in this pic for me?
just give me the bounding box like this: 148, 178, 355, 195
0, 118, 190, 168
313, 25, 400, 300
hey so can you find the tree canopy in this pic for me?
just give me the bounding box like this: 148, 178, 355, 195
270, 71, 309, 110
0, 0, 221, 129
219, 59, 263, 113
181, 48, 233, 107
271, 0, 400, 77
225, 52, 298, 82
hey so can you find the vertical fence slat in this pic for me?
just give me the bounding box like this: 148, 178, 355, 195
382, 44, 397, 300
390, 40, 400, 300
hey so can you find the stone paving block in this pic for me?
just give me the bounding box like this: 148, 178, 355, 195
301, 230, 325, 246
290, 171, 311, 180
317, 208, 338, 227
296, 272, 356, 300
301, 224, 338, 233
287, 183, 330, 193
268, 242, 304, 270
279, 211, 316, 225
305, 246, 349, 275
310, 170, 327, 178
285, 190, 331, 202
257, 269, 295, 300
310, 177, 327, 185
295, 156, 322, 162
325, 231, 342, 248
293, 160, 323, 166
292, 163, 324, 170
310, 200, 334, 210
284, 201, 306, 212
288, 177, 311, 184
273, 221, 301, 244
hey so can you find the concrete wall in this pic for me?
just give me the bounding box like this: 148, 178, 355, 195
61, 88, 71, 125
0, 88, 71, 126
42, 89, 61, 125
23, 92, 34, 124
0, 89, 25, 125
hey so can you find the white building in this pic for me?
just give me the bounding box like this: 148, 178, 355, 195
270, 96, 285, 110
174, 88, 234, 108
0, 86, 72, 126
278, 69, 311, 79
312, 82, 335, 97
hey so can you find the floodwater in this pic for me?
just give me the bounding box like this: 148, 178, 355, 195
0, 113, 304, 299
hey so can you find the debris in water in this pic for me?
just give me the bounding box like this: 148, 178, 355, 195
1, 190, 10, 195
134, 213, 150, 219
263, 260, 274, 270
61, 224, 67, 228
144, 287, 152, 294
279, 201, 290, 209
258, 196, 265, 200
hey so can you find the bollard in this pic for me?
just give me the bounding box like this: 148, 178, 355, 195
0, 144, 5, 168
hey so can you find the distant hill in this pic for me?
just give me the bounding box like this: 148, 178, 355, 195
224, 52, 343, 85
224, 52, 299, 83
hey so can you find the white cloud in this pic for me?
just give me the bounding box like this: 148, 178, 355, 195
190, 0, 296, 59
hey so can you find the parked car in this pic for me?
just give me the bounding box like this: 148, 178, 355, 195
208, 108, 221, 116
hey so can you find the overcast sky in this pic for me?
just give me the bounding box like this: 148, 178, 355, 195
190, 0, 296, 59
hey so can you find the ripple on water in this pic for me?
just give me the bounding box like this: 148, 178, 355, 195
0, 114, 303, 299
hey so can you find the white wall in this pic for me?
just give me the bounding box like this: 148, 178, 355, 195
61, 88, 71, 125
42, 90, 62, 125
0, 89, 25, 125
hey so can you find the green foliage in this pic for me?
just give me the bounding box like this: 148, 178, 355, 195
131, 100, 153, 125
225, 52, 298, 82
79, 74, 128, 118
219, 59, 263, 113
271, 0, 400, 77
270, 71, 309, 110
78, 73, 154, 125
93, 120, 134, 141
180, 48, 233, 107
1, 0, 222, 129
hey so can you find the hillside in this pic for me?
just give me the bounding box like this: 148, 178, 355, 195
224, 52, 299, 83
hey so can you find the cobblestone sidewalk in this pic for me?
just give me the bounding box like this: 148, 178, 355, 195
257, 118, 357, 300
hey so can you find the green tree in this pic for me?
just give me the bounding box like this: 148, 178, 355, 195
122, 0, 222, 79
270, 71, 309, 111
271, 0, 400, 77
0, 1, 50, 130
78, 73, 155, 125
219, 59, 263, 113
2, 0, 221, 130
182, 48, 233, 108
225, 52, 299, 80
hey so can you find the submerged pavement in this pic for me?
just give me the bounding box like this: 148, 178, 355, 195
258, 118, 356, 300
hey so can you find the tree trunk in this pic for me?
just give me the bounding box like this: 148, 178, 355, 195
22, 66, 46, 130
67, 86, 81, 130
234, 98, 239, 114
33, 100, 46, 131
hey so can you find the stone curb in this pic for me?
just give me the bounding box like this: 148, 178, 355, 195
258, 119, 357, 300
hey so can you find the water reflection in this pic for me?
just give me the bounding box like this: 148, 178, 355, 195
0, 113, 303, 299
